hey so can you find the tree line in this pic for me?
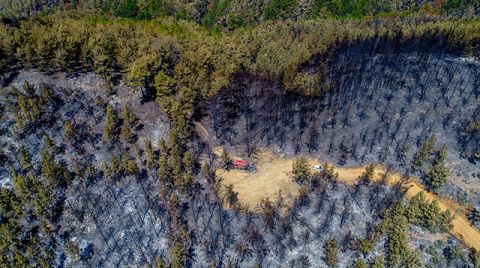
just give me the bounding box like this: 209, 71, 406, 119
1, 0, 479, 27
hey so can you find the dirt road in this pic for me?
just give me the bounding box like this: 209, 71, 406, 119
404, 180, 480, 251
333, 165, 480, 250
215, 147, 480, 251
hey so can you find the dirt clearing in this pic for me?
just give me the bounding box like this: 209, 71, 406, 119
214, 147, 388, 207
216, 149, 299, 208
214, 147, 480, 251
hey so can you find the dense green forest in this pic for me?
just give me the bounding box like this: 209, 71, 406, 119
1, 0, 479, 27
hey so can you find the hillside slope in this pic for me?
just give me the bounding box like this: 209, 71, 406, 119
208, 43, 480, 201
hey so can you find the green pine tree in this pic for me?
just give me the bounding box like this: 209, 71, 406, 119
103, 104, 119, 142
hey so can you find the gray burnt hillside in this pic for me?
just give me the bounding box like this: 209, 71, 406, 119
0, 42, 479, 267
209, 44, 480, 203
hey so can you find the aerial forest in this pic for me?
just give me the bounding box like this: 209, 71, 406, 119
0, 0, 480, 267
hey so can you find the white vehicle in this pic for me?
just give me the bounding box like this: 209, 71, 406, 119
312, 165, 323, 171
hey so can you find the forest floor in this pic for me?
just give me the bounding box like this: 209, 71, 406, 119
214, 146, 480, 251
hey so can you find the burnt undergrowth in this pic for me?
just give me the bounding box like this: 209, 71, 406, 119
0, 36, 479, 267
207, 39, 480, 199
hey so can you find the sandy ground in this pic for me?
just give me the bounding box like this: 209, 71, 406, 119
214, 147, 480, 251
216, 149, 298, 208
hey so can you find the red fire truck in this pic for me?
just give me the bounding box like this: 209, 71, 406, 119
233, 159, 256, 173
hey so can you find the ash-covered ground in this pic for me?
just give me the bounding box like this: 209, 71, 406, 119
1, 46, 479, 267
209, 50, 480, 204
0, 70, 171, 267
